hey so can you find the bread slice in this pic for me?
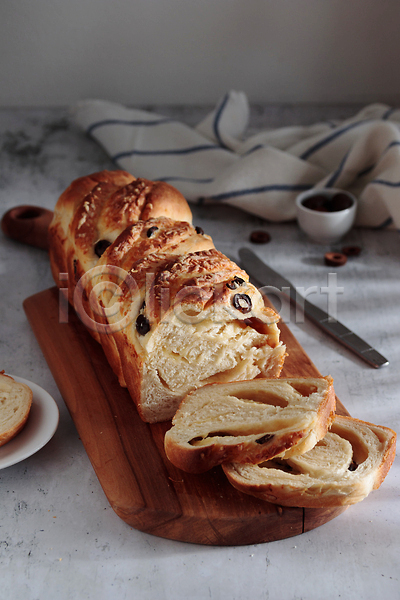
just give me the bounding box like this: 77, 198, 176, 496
164, 376, 336, 473
0, 372, 33, 447
223, 414, 397, 507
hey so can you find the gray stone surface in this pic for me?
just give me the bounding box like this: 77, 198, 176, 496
0, 105, 398, 600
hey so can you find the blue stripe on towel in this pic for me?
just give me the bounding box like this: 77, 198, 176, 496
243, 144, 265, 156
213, 93, 230, 149
386, 140, 400, 151
382, 107, 395, 120
357, 164, 375, 178
112, 144, 222, 162
203, 183, 313, 202
371, 178, 400, 187
357, 140, 400, 179
301, 111, 399, 161
373, 217, 393, 229
87, 117, 173, 135
325, 151, 349, 188
300, 119, 371, 160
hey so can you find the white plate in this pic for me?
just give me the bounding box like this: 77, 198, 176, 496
0, 374, 59, 470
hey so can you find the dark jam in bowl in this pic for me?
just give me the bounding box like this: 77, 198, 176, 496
302, 193, 353, 213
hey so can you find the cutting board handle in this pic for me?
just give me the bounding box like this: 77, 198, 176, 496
1, 205, 53, 251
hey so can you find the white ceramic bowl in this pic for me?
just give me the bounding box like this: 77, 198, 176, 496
295, 188, 358, 244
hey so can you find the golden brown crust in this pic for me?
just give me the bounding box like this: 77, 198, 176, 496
48, 170, 134, 302
48, 170, 192, 301
98, 217, 213, 281
165, 427, 307, 475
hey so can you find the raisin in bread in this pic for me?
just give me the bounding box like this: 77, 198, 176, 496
0, 372, 32, 446
164, 377, 335, 473
48, 171, 286, 423
222, 414, 396, 507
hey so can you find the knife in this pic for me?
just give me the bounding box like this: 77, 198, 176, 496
239, 247, 389, 369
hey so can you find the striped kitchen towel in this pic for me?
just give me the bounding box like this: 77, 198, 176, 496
71, 91, 400, 229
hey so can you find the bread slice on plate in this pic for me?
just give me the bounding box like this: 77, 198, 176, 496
0, 372, 33, 447
164, 376, 336, 473
222, 414, 397, 507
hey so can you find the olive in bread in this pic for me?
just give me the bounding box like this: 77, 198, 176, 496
164, 376, 335, 473
0, 372, 32, 447
222, 414, 396, 507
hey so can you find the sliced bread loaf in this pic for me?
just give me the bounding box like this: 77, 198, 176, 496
48, 171, 287, 424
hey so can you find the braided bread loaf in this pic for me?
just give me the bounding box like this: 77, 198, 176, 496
48, 171, 286, 423
222, 415, 396, 507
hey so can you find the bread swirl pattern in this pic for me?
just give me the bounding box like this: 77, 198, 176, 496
164, 376, 336, 473
223, 415, 396, 507
49, 171, 286, 423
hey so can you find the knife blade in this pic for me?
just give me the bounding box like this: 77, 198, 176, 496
239, 247, 389, 369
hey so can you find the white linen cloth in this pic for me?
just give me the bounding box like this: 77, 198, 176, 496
71, 91, 400, 229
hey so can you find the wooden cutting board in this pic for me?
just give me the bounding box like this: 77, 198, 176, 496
23, 286, 349, 546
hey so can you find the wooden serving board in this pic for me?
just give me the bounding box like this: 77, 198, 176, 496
23, 287, 349, 546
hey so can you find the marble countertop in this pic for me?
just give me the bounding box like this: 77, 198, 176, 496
0, 105, 399, 600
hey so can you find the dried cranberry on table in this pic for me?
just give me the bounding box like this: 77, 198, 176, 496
342, 245, 362, 257
249, 230, 271, 244
324, 252, 347, 267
